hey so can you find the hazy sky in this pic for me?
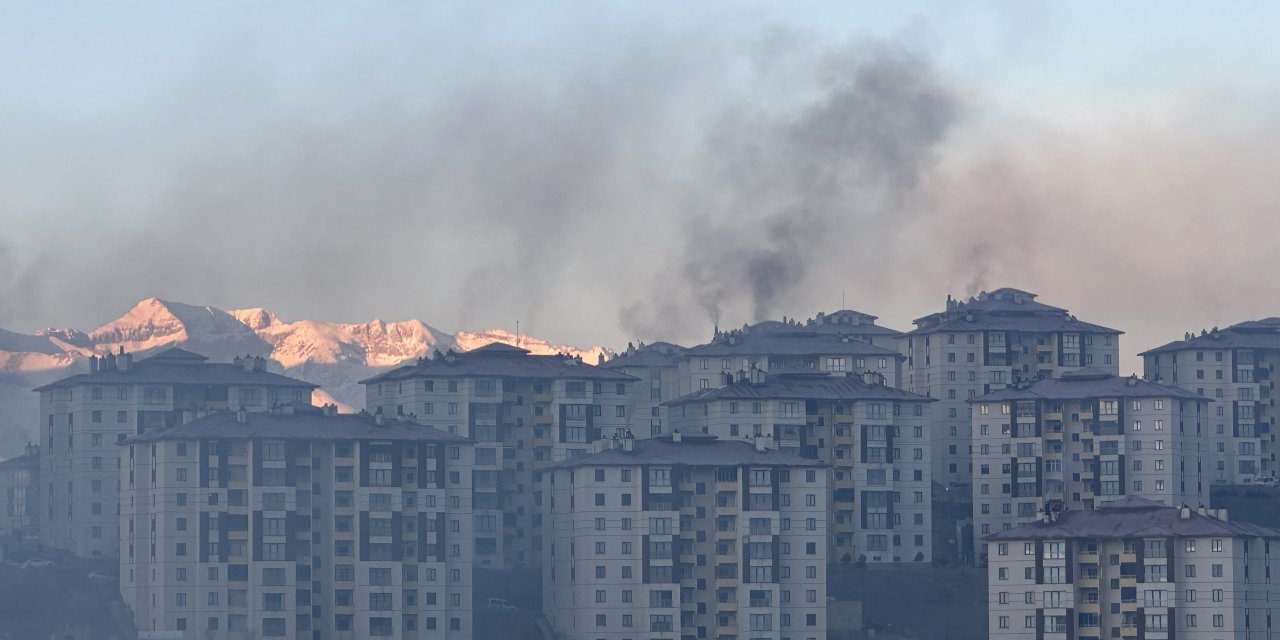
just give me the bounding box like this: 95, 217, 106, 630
3, 2, 1280, 374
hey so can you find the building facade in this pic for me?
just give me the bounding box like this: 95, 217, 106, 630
986, 496, 1280, 640
121, 408, 475, 639
361, 343, 637, 568
0, 443, 39, 541
603, 341, 688, 439
1142, 319, 1280, 484
666, 370, 934, 563
971, 370, 1208, 559
36, 348, 316, 559
542, 433, 829, 640
678, 310, 905, 398
904, 288, 1123, 486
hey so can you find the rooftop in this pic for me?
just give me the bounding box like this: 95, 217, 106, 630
909, 288, 1121, 336
361, 342, 637, 384
550, 433, 827, 469
605, 341, 688, 368
34, 347, 317, 392
984, 496, 1280, 541
971, 370, 1204, 403
665, 370, 933, 406
0, 452, 39, 470
125, 407, 470, 444
1141, 319, 1280, 356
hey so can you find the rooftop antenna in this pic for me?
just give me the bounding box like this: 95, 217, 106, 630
842, 290, 846, 309
515, 320, 520, 348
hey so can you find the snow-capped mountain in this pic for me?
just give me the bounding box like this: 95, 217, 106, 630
0, 298, 614, 458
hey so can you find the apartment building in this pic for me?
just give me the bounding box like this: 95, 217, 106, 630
361, 343, 637, 568
1142, 319, 1280, 483
36, 347, 316, 559
971, 370, 1208, 559
904, 287, 1123, 486
0, 443, 39, 540
603, 341, 688, 439
680, 310, 905, 397
542, 433, 828, 640
666, 370, 934, 563
121, 407, 475, 640
986, 496, 1280, 640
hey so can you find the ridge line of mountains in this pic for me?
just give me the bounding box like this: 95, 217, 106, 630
0, 297, 611, 457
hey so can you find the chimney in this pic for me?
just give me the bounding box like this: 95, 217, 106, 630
236, 408, 247, 424
121, 352, 132, 371
1215, 508, 1228, 521
1179, 505, 1191, 519
323, 403, 337, 417
182, 410, 194, 424
25, 442, 38, 457
622, 435, 635, 452
1197, 504, 1208, 516
255, 356, 266, 372
753, 434, 768, 453
597, 353, 605, 366
862, 371, 880, 386
242, 355, 255, 372
106, 351, 117, 371
88, 355, 98, 374
671, 429, 681, 444
375, 412, 385, 426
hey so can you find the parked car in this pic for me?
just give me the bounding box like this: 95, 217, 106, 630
486, 598, 517, 611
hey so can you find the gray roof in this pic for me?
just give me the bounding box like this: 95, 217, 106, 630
665, 371, 933, 406
984, 496, 1280, 541
971, 369, 1205, 403
125, 409, 470, 444
685, 331, 902, 359
0, 453, 38, 470
1140, 320, 1280, 356
549, 433, 827, 469
361, 342, 637, 384
605, 342, 688, 368
34, 348, 317, 392
909, 288, 1121, 336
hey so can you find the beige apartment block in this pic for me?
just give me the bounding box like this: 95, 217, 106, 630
542, 433, 829, 640
603, 341, 688, 439
121, 407, 475, 640
0, 443, 39, 540
904, 288, 1123, 486
1142, 319, 1280, 483
986, 496, 1280, 640
666, 370, 934, 563
361, 343, 638, 569
36, 347, 316, 559
678, 310, 906, 398
971, 370, 1209, 559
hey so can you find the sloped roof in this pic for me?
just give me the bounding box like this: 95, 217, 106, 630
685, 332, 902, 358
909, 288, 1121, 336
126, 409, 469, 444
1140, 322, 1280, 356
984, 497, 1280, 541
665, 371, 933, 406
605, 342, 688, 368
972, 371, 1205, 403
34, 350, 317, 391
0, 453, 38, 470
361, 342, 636, 384
550, 434, 826, 469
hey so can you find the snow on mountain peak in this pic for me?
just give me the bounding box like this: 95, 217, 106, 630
230, 307, 281, 331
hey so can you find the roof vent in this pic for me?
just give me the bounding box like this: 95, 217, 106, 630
1179, 505, 1191, 519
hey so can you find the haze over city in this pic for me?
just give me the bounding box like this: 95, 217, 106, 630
5, 3, 1280, 376
3, 4, 1280, 640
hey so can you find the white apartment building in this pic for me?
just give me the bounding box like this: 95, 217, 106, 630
986, 496, 1280, 640
121, 407, 476, 640
971, 370, 1209, 559
361, 343, 637, 568
904, 288, 1123, 486
1142, 319, 1280, 483
0, 443, 39, 540
666, 370, 934, 563
36, 347, 316, 559
603, 341, 688, 439
679, 310, 905, 398
542, 433, 828, 640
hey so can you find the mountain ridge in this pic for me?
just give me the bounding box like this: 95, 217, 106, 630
0, 298, 614, 457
